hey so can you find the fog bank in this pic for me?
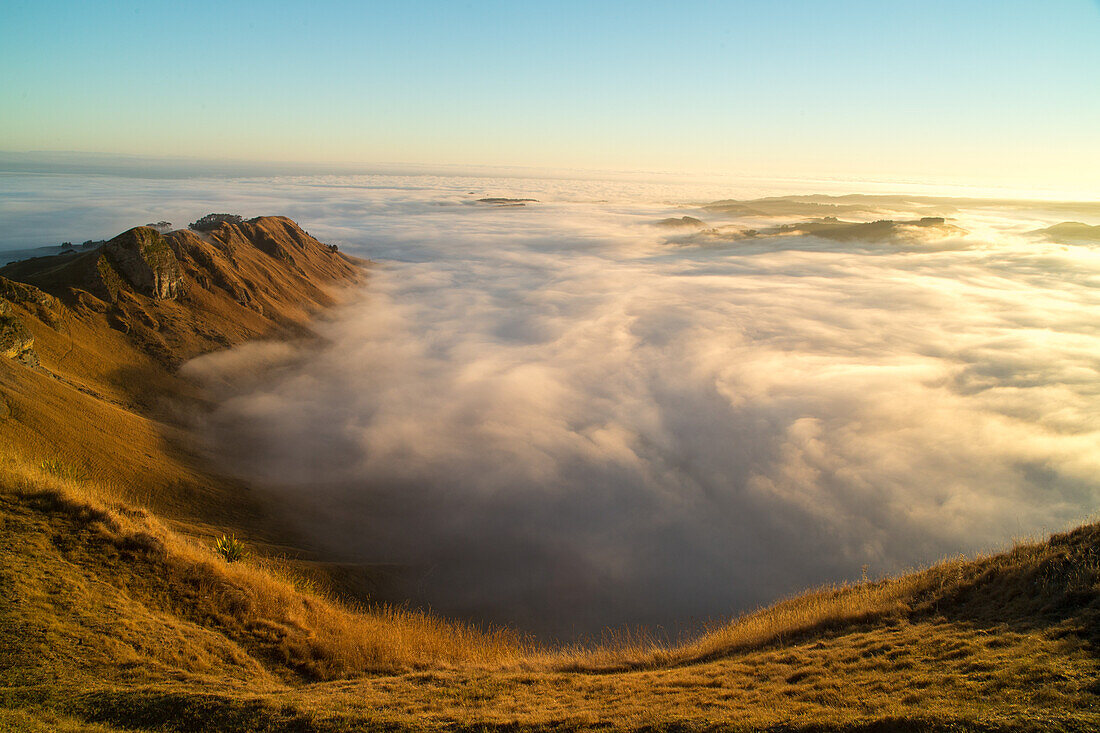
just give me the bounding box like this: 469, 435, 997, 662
178, 187, 1100, 638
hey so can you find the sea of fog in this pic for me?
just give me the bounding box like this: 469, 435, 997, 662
3, 171, 1099, 639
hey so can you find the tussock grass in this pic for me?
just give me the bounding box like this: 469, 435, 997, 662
4, 452, 1100, 730
554, 569, 934, 671
213, 534, 250, 563
5, 448, 1098, 682
546, 524, 1100, 673
37, 457, 85, 482
0, 454, 536, 684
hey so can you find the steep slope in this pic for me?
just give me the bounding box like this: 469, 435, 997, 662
0, 216, 363, 527
1, 463, 1097, 731
1, 216, 361, 371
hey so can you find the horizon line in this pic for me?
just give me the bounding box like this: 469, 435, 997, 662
1, 149, 1096, 202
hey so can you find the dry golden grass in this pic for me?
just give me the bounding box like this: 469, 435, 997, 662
3, 450, 1098, 731
547, 558, 988, 672
0, 455, 535, 686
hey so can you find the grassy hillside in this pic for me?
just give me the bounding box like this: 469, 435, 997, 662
3, 451, 1097, 731
0, 217, 362, 530
1, 217, 1098, 731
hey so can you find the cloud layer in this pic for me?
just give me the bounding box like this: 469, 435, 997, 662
6, 172, 1099, 639
174, 182, 1100, 639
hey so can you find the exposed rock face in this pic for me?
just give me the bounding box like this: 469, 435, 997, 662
0, 277, 60, 327
103, 227, 184, 300
0, 216, 364, 367
0, 299, 37, 366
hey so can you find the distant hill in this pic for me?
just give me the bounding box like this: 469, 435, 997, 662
664, 216, 967, 251
655, 215, 707, 228
1033, 221, 1100, 243
0, 244, 80, 268
789, 216, 963, 241
476, 197, 539, 206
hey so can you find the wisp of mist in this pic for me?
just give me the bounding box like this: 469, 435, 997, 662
7, 173, 1099, 639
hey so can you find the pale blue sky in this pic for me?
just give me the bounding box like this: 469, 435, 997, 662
2, 1, 1098, 187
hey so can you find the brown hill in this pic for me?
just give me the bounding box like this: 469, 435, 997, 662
0, 216, 364, 528
1, 216, 362, 368
1033, 221, 1100, 244
655, 215, 708, 228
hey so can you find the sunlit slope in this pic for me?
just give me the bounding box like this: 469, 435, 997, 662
0, 216, 363, 374
2, 458, 1097, 731
0, 466, 527, 687
0, 216, 363, 525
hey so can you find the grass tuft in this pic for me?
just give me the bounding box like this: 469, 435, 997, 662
39, 458, 84, 482
213, 534, 250, 563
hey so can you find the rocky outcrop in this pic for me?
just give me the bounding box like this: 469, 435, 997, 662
102, 227, 185, 300
0, 299, 37, 366
0, 277, 60, 327
0, 216, 363, 367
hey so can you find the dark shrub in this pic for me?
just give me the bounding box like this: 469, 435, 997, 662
190, 214, 244, 232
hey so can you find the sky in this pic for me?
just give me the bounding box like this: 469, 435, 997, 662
2, 0, 1099, 189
